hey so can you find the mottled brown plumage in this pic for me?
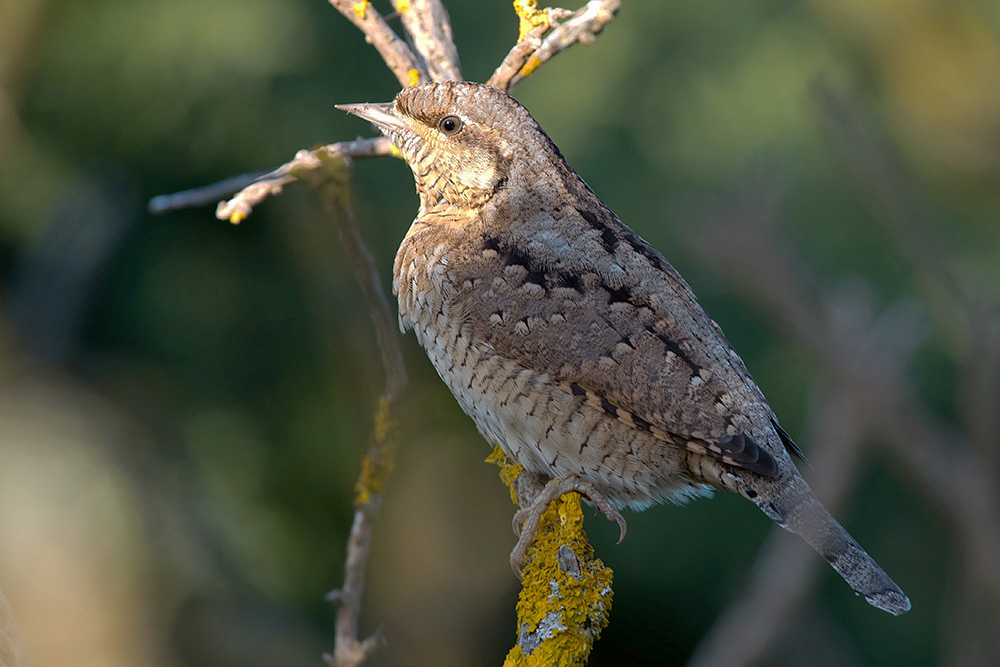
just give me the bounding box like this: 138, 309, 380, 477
338, 81, 910, 615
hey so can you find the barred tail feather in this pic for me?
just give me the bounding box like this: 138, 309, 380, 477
754, 476, 911, 615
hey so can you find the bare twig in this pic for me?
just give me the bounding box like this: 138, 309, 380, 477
298, 154, 407, 667
148, 170, 272, 215
328, 0, 427, 87
488, 0, 620, 92
148, 138, 396, 220
392, 0, 462, 81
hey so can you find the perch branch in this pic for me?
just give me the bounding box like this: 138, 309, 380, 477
327, 0, 428, 87
488, 0, 620, 92
487, 446, 613, 667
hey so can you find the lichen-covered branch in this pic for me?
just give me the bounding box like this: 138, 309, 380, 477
392, 0, 462, 81
487, 446, 613, 666
488, 0, 620, 92
327, 0, 427, 87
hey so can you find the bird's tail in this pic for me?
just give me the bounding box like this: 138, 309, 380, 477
753, 475, 911, 615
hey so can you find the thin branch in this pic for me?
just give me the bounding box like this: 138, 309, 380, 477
488, 0, 620, 92
296, 154, 407, 667
148, 170, 272, 216
148, 137, 396, 219
328, 0, 428, 87
392, 0, 462, 81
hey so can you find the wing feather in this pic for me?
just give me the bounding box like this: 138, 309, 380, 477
433, 194, 788, 478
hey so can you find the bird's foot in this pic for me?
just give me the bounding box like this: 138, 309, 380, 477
509, 476, 627, 578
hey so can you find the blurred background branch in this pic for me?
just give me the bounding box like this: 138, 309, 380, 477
682, 80, 1000, 665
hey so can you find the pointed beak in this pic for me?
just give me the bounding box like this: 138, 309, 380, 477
335, 102, 405, 136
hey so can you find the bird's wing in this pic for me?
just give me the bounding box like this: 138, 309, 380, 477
438, 195, 789, 478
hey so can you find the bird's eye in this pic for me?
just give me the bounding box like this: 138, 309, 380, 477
438, 115, 463, 135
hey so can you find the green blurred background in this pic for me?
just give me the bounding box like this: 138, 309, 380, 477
2, 0, 999, 665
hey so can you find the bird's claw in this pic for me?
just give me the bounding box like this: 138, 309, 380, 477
508, 476, 627, 578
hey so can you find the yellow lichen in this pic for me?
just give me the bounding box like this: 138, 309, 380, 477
371, 394, 393, 443
395, 0, 410, 14
352, 0, 370, 19
228, 210, 246, 225
514, 0, 549, 41
355, 396, 396, 505
503, 492, 613, 666
518, 54, 543, 79
489, 447, 613, 665
487, 445, 524, 505
407, 68, 421, 87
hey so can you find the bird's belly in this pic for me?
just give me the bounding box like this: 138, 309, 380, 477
409, 310, 711, 509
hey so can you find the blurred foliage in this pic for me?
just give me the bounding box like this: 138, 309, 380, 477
0, 0, 998, 665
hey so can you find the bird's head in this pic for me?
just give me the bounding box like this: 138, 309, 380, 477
338, 81, 556, 209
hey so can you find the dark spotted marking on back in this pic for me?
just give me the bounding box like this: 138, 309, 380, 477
569, 383, 587, 397
482, 236, 502, 253
651, 330, 701, 375
605, 283, 633, 305
552, 271, 582, 292
599, 396, 617, 416
502, 244, 546, 286
482, 236, 587, 293
632, 414, 651, 431
575, 204, 619, 253
620, 227, 671, 273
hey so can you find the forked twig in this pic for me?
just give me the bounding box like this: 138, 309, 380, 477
327, 0, 427, 87
488, 0, 620, 92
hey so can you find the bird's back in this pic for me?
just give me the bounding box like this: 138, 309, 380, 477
361, 79, 909, 615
